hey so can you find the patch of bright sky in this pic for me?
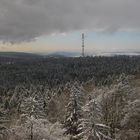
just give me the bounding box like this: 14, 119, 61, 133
0, 31, 140, 54
86, 31, 140, 53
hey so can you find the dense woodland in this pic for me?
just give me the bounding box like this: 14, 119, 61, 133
0, 55, 140, 88
0, 56, 140, 140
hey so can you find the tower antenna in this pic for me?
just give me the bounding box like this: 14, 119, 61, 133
82, 33, 85, 57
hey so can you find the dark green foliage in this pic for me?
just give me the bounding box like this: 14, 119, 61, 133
0, 56, 140, 89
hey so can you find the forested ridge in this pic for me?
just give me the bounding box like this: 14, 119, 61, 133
0, 56, 140, 88
0, 56, 140, 140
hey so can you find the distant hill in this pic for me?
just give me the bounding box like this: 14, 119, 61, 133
46, 52, 80, 58
46, 51, 140, 58
0, 52, 43, 59
0, 51, 139, 59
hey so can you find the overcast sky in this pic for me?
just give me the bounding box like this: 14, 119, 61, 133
0, 0, 140, 54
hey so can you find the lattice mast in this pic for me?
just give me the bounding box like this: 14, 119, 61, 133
82, 33, 85, 57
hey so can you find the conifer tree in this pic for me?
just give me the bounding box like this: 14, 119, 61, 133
19, 95, 48, 140
80, 99, 111, 140
20, 96, 47, 119
0, 108, 9, 139
64, 83, 84, 139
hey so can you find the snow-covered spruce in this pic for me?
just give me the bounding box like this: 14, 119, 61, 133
78, 98, 112, 140
64, 83, 84, 139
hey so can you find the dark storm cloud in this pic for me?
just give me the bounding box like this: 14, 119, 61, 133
0, 0, 140, 42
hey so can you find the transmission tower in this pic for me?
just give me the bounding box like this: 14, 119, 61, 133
82, 33, 85, 57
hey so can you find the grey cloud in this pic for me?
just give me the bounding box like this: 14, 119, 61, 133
0, 0, 140, 42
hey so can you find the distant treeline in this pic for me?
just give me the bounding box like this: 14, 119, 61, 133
0, 55, 140, 89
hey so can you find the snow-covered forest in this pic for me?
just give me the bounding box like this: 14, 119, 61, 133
0, 56, 140, 140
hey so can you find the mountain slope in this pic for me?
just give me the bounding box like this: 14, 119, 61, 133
0, 52, 42, 59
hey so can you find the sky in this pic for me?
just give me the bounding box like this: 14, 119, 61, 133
0, 0, 140, 54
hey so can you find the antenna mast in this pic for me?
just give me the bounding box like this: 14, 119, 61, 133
82, 33, 85, 57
